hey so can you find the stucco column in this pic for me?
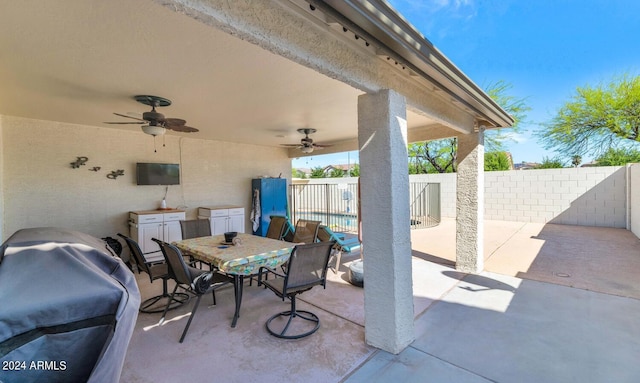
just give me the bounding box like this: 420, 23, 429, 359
455, 128, 485, 273
358, 89, 414, 354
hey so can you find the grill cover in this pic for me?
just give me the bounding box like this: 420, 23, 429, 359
0, 227, 140, 383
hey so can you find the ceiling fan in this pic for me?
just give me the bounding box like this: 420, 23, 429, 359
281, 128, 332, 153
104, 95, 199, 136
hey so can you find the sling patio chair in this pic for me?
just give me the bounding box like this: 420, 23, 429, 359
117, 233, 188, 313
258, 241, 335, 339
265, 215, 288, 240
316, 225, 361, 274
179, 218, 212, 268
291, 219, 321, 244
152, 238, 234, 343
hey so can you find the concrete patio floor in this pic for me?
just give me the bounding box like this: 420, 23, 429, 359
120, 219, 640, 382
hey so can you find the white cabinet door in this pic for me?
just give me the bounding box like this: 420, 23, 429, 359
138, 223, 163, 257
228, 214, 244, 233
164, 220, 183, 244
211, 216, 228, 235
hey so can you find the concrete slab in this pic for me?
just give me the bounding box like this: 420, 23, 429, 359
121, 221, 640, 383
410, 272, 640, 383
344, 346, 492, 383
120, 273, 374, 383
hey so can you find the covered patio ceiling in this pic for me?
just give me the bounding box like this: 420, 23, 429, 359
0, 0, 510, 158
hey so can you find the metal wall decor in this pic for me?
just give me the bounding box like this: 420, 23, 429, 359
107, 170, 125, 179
70, 156, 89, 168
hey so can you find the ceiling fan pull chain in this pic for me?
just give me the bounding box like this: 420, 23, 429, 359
154, 136, 157, 153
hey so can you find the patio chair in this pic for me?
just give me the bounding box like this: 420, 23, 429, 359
180, 218, 212, 268
265, 215, 288, 240
180, 218, 211, 239
317, 225, 361, 274
281, 218, 295, 242
258, 241, 335, 339
291, 219, 321, 244
117, 233, 188, 313
152, 238, 235, 343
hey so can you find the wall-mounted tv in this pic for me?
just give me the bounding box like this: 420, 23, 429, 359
136, 163, 180, 185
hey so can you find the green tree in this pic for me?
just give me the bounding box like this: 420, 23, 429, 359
408, 80, 529, 173
536, 156, 564, 169
483, 80, 531, 151
484, 152, 511, 171
408, 138, 457, 174
347, 163, 360, 177
594, 148, 640, 166
571, 155, 582, 168
537, 74, 640, 159
329, 168, 346, 177
309, 166, 326, 178
292, 168, 307, 178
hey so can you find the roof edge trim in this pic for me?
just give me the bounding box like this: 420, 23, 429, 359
307, 0, 514, 128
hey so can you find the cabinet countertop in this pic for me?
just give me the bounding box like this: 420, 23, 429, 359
130, 209, 185, 215
199, 205, 244, 210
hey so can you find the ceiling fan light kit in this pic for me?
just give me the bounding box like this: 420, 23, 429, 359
141, 125, 166, 136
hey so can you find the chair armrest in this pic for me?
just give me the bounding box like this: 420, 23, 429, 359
338, 240, 361, 253
258, 265, 286, 285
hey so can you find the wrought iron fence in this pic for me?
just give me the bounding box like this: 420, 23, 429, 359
289, 181, 440, 233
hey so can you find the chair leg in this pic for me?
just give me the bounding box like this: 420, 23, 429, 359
159, 283, 180, 325
265, 295, 320, 339
332, 250, 344, 274
179, 294, 203, 343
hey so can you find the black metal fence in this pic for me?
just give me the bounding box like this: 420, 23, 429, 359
289, 181, 440, 233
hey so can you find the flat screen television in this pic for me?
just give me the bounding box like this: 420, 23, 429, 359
136, 163, 180, 185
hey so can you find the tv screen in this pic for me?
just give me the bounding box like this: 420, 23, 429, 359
136, 163, 180, 185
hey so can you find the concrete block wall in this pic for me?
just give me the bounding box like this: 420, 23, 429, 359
411, 167, 627, 228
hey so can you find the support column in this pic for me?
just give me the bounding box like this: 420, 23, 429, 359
455, 128, 485, 273
358, 89, 414, 354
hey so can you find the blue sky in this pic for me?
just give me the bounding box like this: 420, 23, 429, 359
293, 0, 640, 169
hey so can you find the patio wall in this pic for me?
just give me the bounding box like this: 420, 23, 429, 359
0, 115, 291, 242
630, 163, 640, 237
413, 167, 627, 227
299, 166, 628, 228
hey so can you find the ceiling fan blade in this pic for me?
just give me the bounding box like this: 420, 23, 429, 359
166, 125, 199, 133
104, 121, 144, 125
164, 118, 186, 127
313, 143, 333, 148
113, 112, 145, 121
280, 144, 302, 148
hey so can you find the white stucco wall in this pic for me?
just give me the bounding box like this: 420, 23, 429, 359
1, 116, 291, 240
629, 163, 640, 237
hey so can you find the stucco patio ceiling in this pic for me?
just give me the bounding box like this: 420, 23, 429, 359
0, 0, 510, 156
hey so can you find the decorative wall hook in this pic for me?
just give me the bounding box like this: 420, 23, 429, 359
70, 156, 89, 169
107, 169, 124, 179
89, 167, 101, 172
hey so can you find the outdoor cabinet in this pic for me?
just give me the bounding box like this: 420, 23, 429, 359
252, 178, 288, 236
129, 210, 185, 261
198, 206, 245, 235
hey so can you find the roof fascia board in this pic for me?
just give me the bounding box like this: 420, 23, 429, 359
307, 0, 514, 128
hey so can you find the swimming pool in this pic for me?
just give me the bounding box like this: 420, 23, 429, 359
293, 211, 359, 233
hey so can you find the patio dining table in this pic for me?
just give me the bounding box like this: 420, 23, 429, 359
173, 233, 295, 327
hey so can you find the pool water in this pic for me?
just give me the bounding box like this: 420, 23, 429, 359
294, 212, 359, 232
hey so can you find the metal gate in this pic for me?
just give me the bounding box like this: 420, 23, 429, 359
289, 181, 440, 233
